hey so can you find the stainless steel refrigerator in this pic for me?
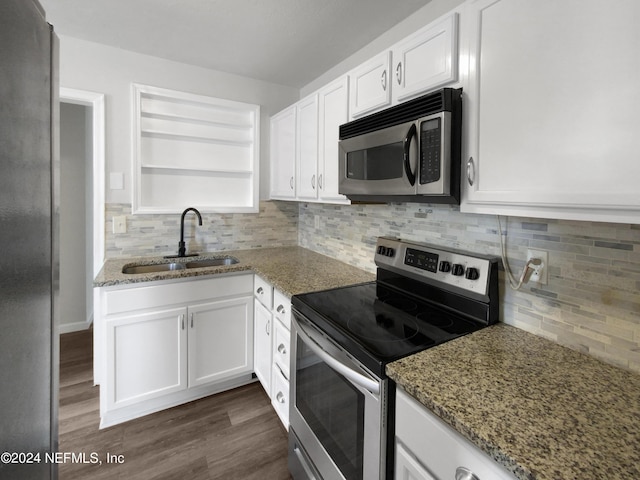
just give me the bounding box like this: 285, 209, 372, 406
0, 0, 60, 478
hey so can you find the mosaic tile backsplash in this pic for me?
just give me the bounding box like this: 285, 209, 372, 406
298, 202, 640, 373
105, 201, 298, 258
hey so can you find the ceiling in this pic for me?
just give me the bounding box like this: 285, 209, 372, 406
40, 0, 433, 89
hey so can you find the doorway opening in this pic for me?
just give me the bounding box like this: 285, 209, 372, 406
59, 88, 105, 333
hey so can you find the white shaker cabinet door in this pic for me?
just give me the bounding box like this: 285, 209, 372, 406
107, 307, 187, 409
270, 105, 297, 199
349, 51, 392, 119
296, 94, 319, 201
187, 296, 254, 388
460, 0, 640, 223
391, 12, 458, 104
253, 299, 272, 396
318, 76, 350, 204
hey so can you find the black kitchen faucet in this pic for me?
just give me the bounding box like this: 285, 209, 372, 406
166, 207, 202, 258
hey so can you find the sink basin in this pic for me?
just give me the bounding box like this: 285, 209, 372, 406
122, 256, 239, 274
185, 257, 239, 268
122, 263, 186, 274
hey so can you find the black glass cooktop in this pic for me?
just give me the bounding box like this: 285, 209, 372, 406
292, 281, 485, 377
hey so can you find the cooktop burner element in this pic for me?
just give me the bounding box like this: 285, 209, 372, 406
292, 237, 500, 377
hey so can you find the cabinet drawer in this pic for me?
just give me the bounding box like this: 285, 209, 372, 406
271, 364, 289, 429
254, 275, 273, 309
273, 319, 290, 380
396, 389, 515, 480
103, 274, 253, 316
273, 290, 291, 329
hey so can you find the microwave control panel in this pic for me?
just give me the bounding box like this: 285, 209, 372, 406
419, 117, 441, 184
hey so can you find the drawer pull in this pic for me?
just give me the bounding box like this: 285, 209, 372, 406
276, 392, 285, 404
456, 467, 480, 480
256, 286, 264, 295
277, 343, 287, 355
276, 304, 286, 315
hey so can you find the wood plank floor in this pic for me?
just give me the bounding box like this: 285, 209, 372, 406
58, 329, 291, 479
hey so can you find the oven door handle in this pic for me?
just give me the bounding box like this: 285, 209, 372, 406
294, 317, 380, 395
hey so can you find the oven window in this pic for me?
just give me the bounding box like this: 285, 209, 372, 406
295, 337, 364, 480
346, 142, 404, 180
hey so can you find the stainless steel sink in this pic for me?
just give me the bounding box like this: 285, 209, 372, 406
122, 263, 186, 274
185, 257, 239, 268
122, 256, 239, 274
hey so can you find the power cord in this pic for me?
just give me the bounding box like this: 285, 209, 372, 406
497, 215, 542, 290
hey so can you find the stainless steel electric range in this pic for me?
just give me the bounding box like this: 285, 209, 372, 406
288, 237, 500, 480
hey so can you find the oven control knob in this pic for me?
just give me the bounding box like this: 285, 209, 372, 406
386, 248, 395, 257
451, 264, 465, 276
377, 246, 395, 257
439, 261, 451, 273
465, 267, 480, 280
377, 246, 386, 255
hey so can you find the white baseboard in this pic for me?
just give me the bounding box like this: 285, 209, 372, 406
59, 317, 93, 335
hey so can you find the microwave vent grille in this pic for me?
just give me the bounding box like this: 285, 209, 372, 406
339, 88, 460, 140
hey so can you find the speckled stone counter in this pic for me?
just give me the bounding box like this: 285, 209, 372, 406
94, 246, 375, 297
387, 323, 640, 480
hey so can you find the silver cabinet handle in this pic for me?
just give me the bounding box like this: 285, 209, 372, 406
290, 176, 294, 190
318, 174, 323, 190
396, 62, 402, 85
256, 286, 263, 295
311, 174, 316, 189
456, 467, 480, 480
276, 391, 285, 404
276, 304, 286, 315
190, 312, 194, 328
277, 343, 287, 355
266, 319, 271, 336
381, 69, 387, 91
467, 157, 475, 186
181, 314, 185, 330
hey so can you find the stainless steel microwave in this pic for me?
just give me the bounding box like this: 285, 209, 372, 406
338, 88, 461, 204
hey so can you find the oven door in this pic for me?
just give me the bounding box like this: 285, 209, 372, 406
338, 119, 419, 196
289, 312, 386, 480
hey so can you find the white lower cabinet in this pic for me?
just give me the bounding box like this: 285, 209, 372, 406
253, 298, 273, 393
187, 297, 254, 388
96, 274, 254, 428
252, 276, 292, 429
108, 307, 187, 408
395, 388, 515, 480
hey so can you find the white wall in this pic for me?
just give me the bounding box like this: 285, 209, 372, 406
300, 0, 465, 97
58, 35, 299, 203
59, 102, 91, 333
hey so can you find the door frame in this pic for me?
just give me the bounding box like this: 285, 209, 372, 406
59, 87, 105, 278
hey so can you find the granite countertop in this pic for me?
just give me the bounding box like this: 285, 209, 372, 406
94, 246, 375, 297
387, 323, 640, 480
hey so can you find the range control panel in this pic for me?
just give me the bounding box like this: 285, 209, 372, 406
374, 237, 498, 297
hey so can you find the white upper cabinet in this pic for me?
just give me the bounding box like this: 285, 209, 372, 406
318, 77, 350, 203
391, 13, 458, 104
296, 94, 320, 201
460, 0, 640, 223
349, 51, 392, 119
348, 13, 458, 120
269, 105, 297, 200
270, 77, 350, 205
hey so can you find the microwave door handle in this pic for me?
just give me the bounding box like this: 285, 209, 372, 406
294, 317, 380, 395
403, 123, 417, 186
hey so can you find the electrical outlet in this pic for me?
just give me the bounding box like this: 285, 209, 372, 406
113, 215, 127, 234
526, 249, 548, 284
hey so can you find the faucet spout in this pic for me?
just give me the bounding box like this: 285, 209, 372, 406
178, 207, 203, 257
